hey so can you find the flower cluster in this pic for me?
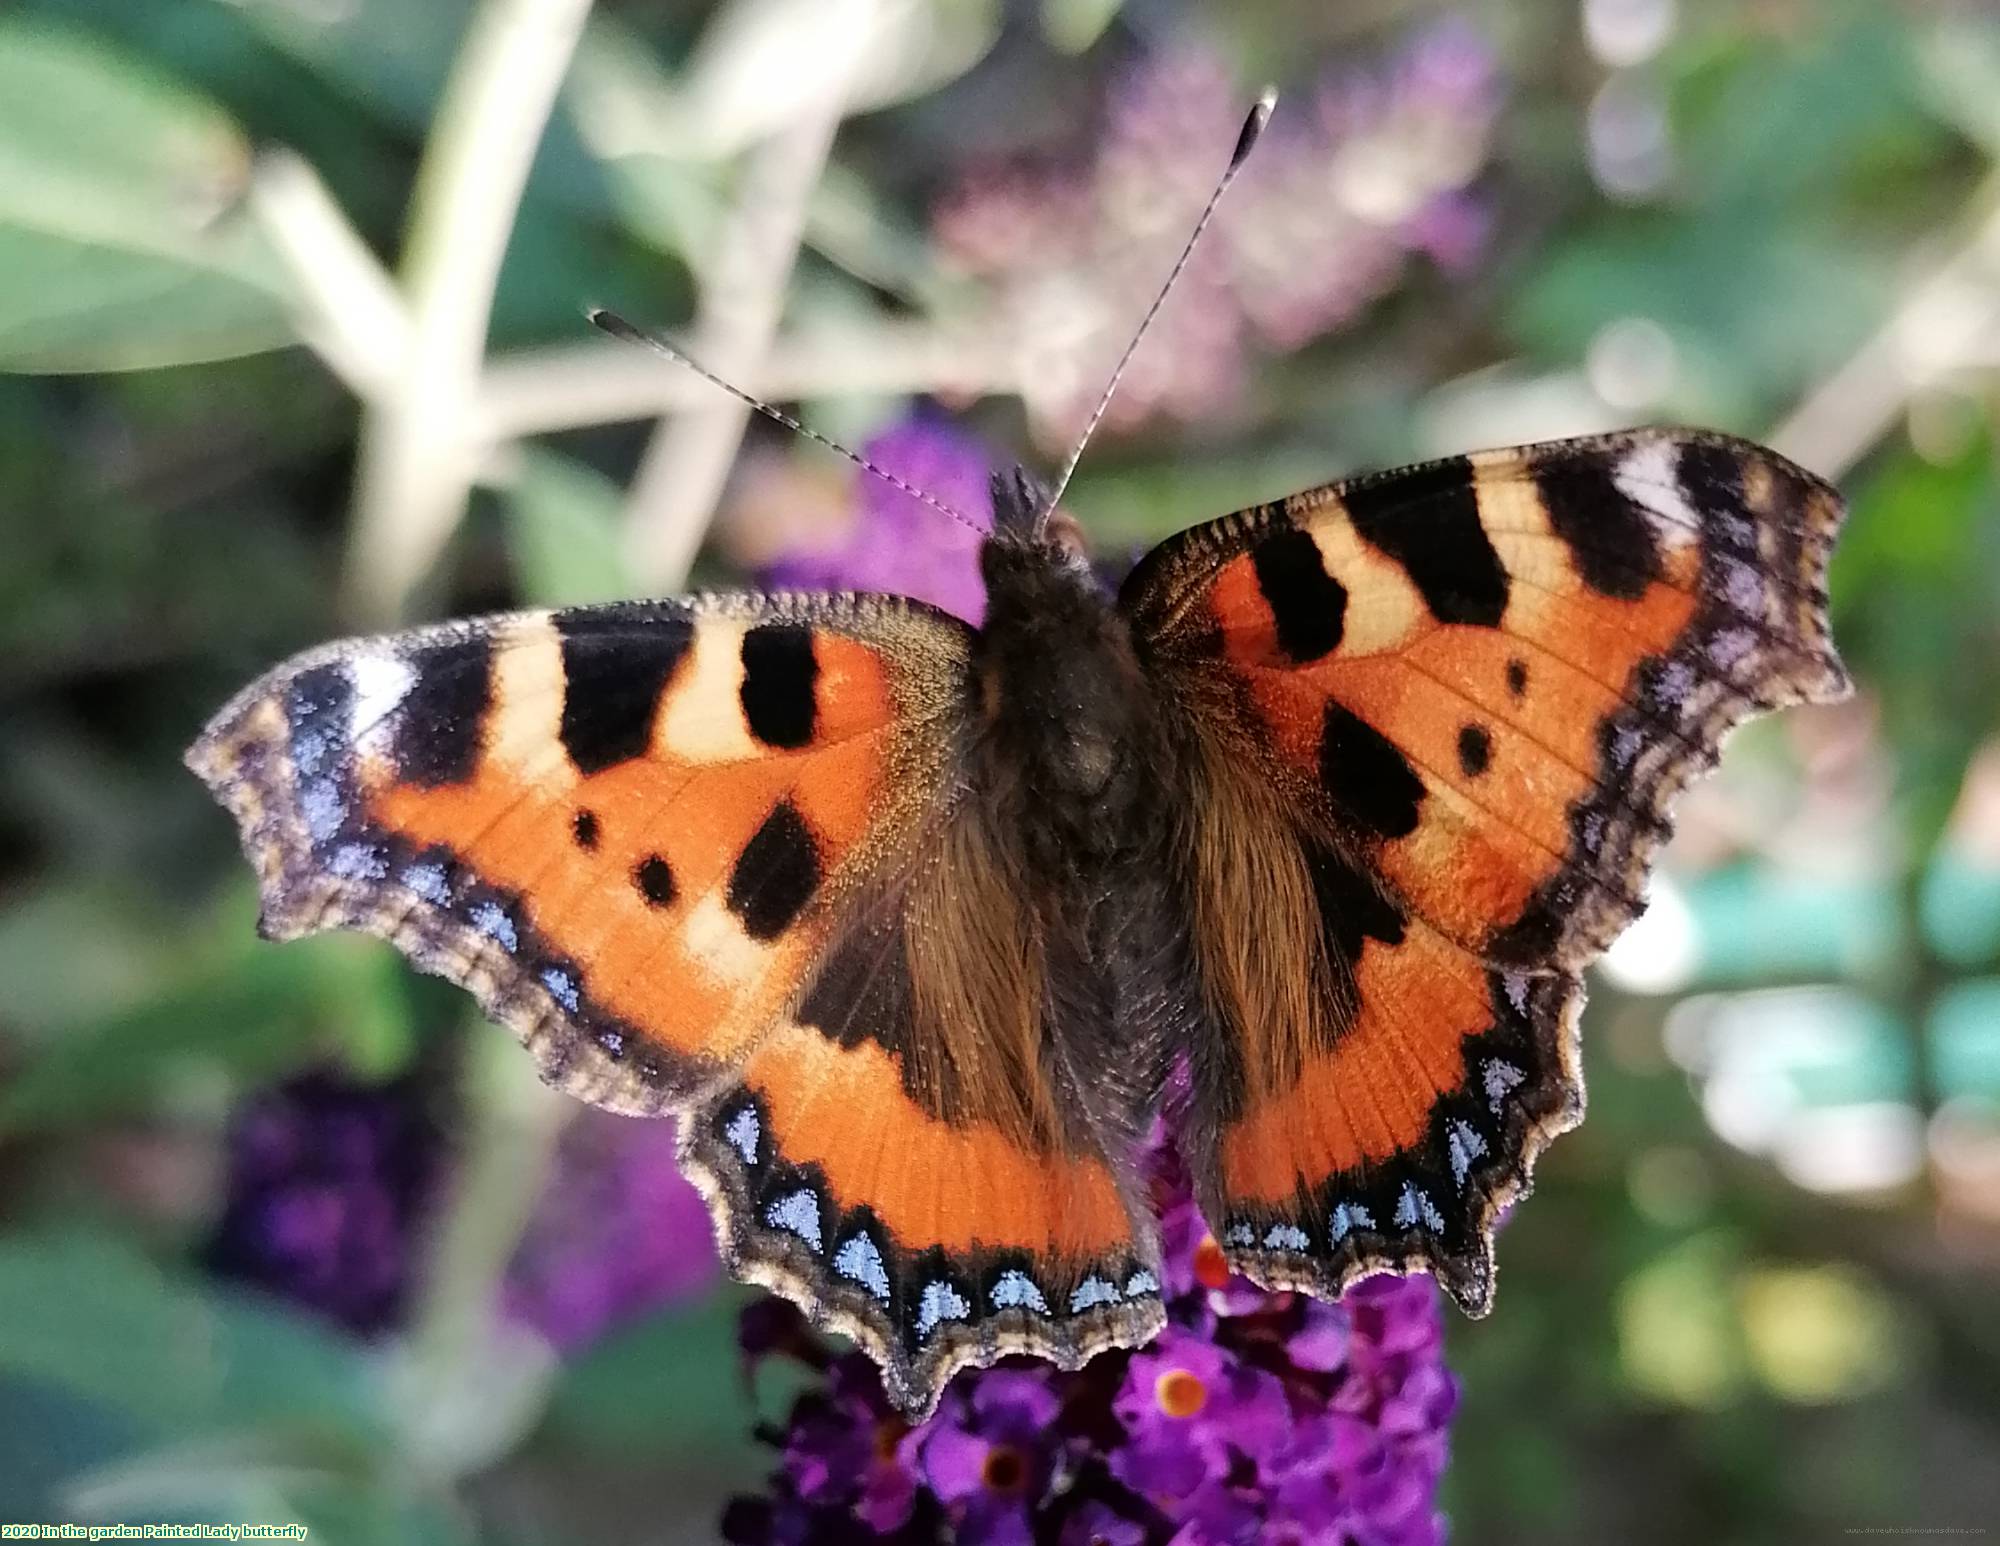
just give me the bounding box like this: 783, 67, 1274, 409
934, 23, 1500, 444
207, 1071, 718, 1347
725, 1139, 1458, 1546
206, 1069, 440, 1335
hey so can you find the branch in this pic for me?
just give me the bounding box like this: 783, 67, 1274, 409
247, 149, 411, 402
1770, 175, 2000, 480
475, 319, 1010, 439
619, 4, 877, 590
341, 0, 597, 627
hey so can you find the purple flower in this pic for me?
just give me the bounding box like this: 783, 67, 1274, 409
933, 25, 1502, 444
502, 1107, 720, 1351
206, 1070, 439, 1335
726, 1131, 1459, 1545
908, 1371, 1064, 1544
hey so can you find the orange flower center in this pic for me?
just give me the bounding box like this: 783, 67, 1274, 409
982, 1443, 1028, 1494
1193, 1234, 1230, 1290
873, 1418, 908, 1463
1155, 1368, 1209, 1418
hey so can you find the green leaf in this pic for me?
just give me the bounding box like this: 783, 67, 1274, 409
0, 1230, 379, 1434
1918, 11, 2000, 157
0, 902, 417, 1135
1508, 218, 1883, 418
0, 1232, 408, 1525
499, 447, 632, 607
1041, 0, 1125, 55
0, 1231, 218, 1429
0, 18, 296, 371
226, 0, 610, 230
0, 881, 180, 1039
1675, 11, 1933, 214
1835, 433, 2000, 850
542, 1289, 774, 1469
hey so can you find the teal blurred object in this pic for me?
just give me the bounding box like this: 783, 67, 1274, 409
1922, 854, 2000, 967
1684, 863, 1904, 982
1932, 980, 2000, 1100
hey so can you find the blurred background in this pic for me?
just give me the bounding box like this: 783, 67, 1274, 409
2, 0, 1997, 1539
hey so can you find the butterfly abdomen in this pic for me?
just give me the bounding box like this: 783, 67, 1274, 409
962, 526, 1195, 1172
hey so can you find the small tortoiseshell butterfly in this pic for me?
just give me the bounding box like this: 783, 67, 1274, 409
188, 428, 1846, 1415
186, 97, 1848, 1419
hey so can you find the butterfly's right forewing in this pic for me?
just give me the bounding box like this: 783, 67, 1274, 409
1125, 429, 1847, 1313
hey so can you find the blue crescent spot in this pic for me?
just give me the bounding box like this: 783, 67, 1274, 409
291, 727, 331, 778
401, 862, 450, 905
1394, 1182, 1445, 1234
1329, 1202, 1376, 1241
1263, 1223, 1310, 1252
327, 842, 387, 881
1068, 1276, 1119, 1314
1223, 1222, 1256, 1248
596, 1028, 624, 1057
1123, 1269, 1160, 1298
1447, 1120, 1487, 1187
538, 966, 580, 1013
467, 900, 518, 953
723, 1107, 761, 1165
1710, 627, 1757, 671
1483, 1058, 1525, 1113
916, 1280, 970, 1337
301, 778, 346, 844
834, 1235, 890, 1301
764, 1188, 823, 1253
989, 1269, 1048, 1313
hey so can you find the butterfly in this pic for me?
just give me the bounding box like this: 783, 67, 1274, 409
187, 426, 1848, 1416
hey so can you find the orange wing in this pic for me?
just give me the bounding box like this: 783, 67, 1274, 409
188, 594, 1161, 1415
1123, 429, 1848, 1310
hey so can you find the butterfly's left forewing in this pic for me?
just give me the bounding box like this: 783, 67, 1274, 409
1124, 429, 1847, 1311
190, 594, 1164, 1416
189, 597, 962, 1111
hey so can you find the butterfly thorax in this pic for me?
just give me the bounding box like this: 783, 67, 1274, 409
972, 529, 1169, 881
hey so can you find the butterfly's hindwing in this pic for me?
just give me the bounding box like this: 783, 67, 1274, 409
1125, 428, 1848, 1311
1204, 889, 1585, 1312
679, 817, 1170, 1415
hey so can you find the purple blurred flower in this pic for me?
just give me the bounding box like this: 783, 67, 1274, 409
749, 412, 994, 622
934, 24, 1501, 443
726, 1132, 1459, 1545
206, 1070, 439, 1335
209, 1072, 719, 1349
503, 1107, 720, 1350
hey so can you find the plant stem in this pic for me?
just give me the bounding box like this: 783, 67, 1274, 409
1770, 175, 2000, 480
248, 149, 411, 403
619, 22, 869, 589
341, 0, 596, 627
477, 320, 1007, 439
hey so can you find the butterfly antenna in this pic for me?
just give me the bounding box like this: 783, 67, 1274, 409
1034, 86, 1278, 534
586, 309, 988, 537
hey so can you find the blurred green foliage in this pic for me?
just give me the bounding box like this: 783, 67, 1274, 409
1, 1, 1997, 1542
